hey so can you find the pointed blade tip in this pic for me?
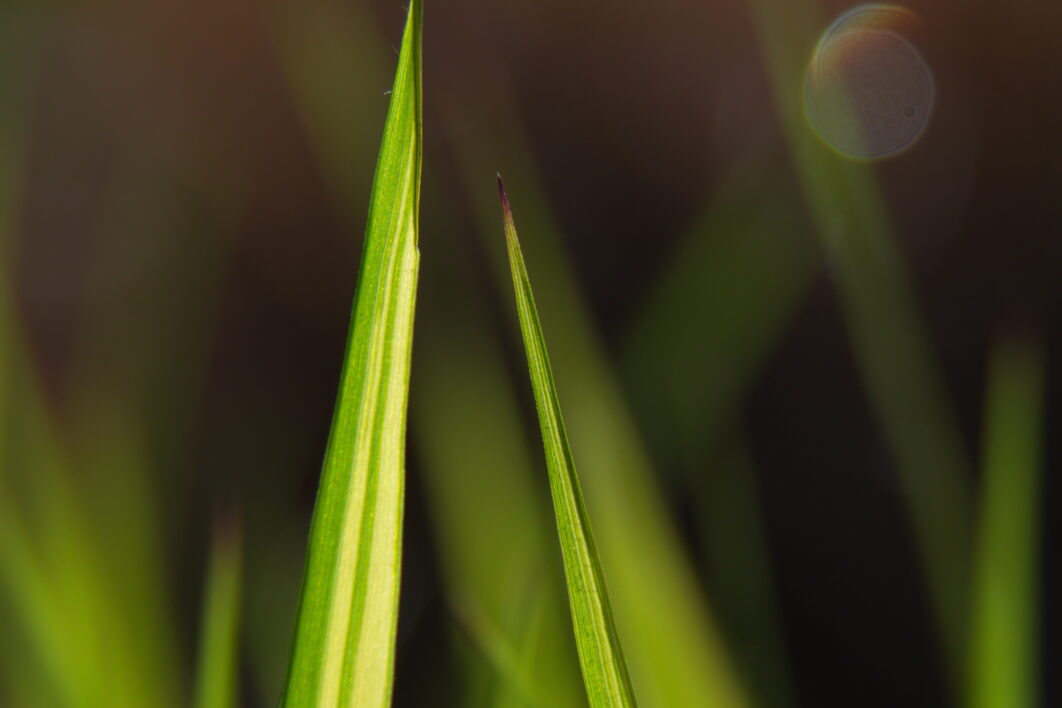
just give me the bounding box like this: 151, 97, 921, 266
496, 173, 510, 210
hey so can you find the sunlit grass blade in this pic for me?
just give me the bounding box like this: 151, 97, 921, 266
276, 5, 582, 704
968, 335, 1044, 708
498, 176, 637, 708
281, 0, 422, 704
448, 101, 746, 707
195, 515, 243, 708
282, 14, 742, 704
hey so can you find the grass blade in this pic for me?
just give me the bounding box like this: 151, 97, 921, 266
1, 14, 179, 707
275, 0, 390, 229
281, 0, 422, 704
623, 176, 804, 708
744, 0, 972, 685
413, 259, 585, 708
969, 335, 1044, 708
447, 104, 746, 706
498, 176, 637, 708
624, 175, 812, 462
195, 515, 243, 708
277, 8, 584, 704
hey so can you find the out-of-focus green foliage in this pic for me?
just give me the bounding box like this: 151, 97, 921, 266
624, 175, 805, 708
969, 336, 1044, 708
625, 174, 812, 459
195, 517, 244, 708
275, 0, 390, 223
746, 0, 972, 688
412, 208, 585, 707
0, 9, 177, 707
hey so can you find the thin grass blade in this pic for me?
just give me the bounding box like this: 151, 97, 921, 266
498, 176, 637, 708
195, 515, 243, 708
969, 335, 1044, 708
447, 99, 746, 706
281, 0, 422, 704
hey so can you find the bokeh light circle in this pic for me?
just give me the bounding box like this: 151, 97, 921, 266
805, 4, 934, 159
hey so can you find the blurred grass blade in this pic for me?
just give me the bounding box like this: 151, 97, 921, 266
622, 176, 803, 708
498, 176, 637, 708
745, 0, 971, 683
624, 175, 812, 461
275, 0, 390, 228
0, 0, 43, 463
694, 439, 795, 708
969, 335, 1044, 708
451, 595, 559, 708
0, 12, 174, 707
414, 323, 584, 708
196, 516, 243, 708
412, 247, 585, 708
282, 0, 422, 704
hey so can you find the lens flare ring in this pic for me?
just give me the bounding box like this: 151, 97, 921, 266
805, 4, 935, 160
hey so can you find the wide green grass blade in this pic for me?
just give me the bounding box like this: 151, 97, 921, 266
195, 516, 243, 708
281, 0, 422, 704
968, 335, 1044, 708
498, 177, 637, 708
